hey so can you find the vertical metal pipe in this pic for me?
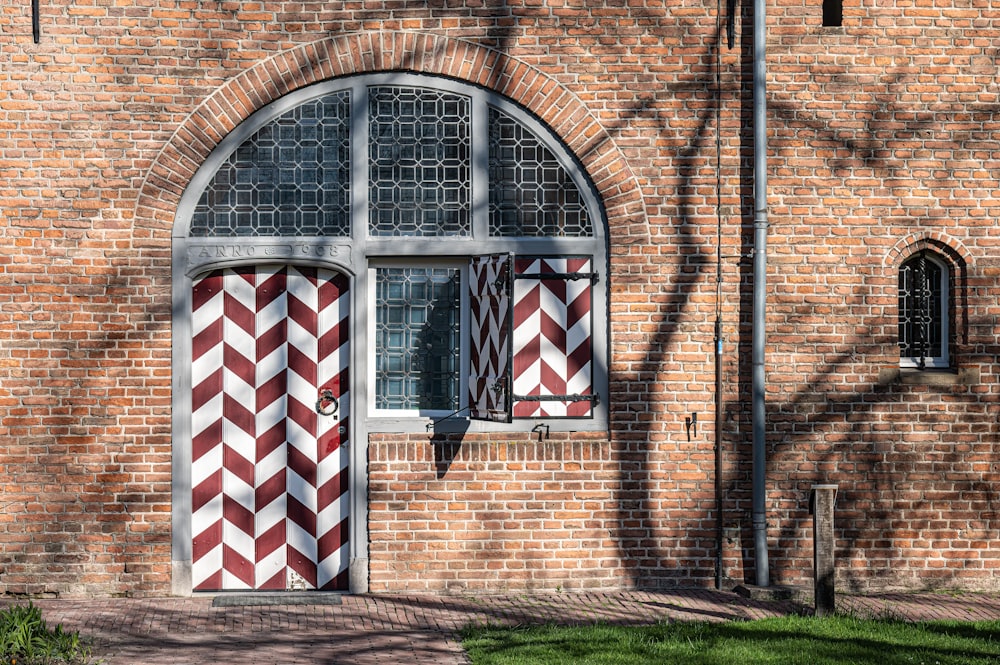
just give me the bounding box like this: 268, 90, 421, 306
32, 0, 40, 43
714, 0, 725, 593
714, 318, 724, 589
751, 0, 770, 587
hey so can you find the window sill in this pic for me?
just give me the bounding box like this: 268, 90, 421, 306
878, 367, 979, 387
366, 416, 609, 435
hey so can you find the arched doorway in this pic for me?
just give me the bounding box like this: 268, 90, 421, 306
172, 73, 609, 593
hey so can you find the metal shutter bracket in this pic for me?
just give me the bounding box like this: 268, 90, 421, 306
514, 271, 599, 283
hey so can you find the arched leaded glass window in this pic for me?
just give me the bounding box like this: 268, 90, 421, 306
368, 87, 471, 237
187, 79, 596, 242
489, 106, 591, 237
899, 251, 950, 369
190, 91, 352, 237
177, 73, 608, 430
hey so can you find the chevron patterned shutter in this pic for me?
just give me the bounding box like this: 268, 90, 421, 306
511, 257, 596, 418
469, 254, 513, 422
191, 266, 350, 591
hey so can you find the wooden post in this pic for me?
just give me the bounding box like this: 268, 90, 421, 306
810, 485, 837, 616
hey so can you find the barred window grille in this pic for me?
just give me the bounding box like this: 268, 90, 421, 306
898, 252, 948, 368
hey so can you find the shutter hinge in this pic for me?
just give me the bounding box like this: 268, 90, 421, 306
514, 271, 599, 284
513, 394, 599, 405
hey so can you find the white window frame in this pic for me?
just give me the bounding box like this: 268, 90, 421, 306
367, 259, 470, 420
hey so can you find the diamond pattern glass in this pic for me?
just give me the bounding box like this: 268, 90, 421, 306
489, 107, 591, 237
368, 87, 471, 237
190, 92, 351, 237
375, 267, 462, 410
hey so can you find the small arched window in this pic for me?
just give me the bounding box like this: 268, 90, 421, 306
898, 251, 950, 369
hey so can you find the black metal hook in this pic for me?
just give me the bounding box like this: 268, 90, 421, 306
685, 413, 698, 441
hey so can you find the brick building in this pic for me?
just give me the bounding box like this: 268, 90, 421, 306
0, 0, 997, 597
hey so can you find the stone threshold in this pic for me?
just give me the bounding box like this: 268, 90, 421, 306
211, 592, 345, 607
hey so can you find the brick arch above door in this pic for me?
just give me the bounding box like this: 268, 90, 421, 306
136, 31, 648, 245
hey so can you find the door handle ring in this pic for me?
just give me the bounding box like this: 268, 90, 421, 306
315, 388, 339, 417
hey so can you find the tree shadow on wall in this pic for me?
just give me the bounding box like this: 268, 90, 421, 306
0, 257, 170, 594
727, 41, 1000, 589
339, 0, 757, 589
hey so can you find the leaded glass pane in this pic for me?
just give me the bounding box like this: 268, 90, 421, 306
368, 87, 471, 236
190, 92, 351, 237
489, 107, 592, 237
899, 254, 943, 365
375, 267, 461, 410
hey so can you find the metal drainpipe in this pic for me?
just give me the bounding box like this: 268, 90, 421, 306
714, 0, 726, 592
714, 315, 724, 590
32, 0, 40, 43
751, 0, 770, 587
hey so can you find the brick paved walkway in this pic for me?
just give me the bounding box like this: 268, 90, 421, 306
15, 590, 1000, 665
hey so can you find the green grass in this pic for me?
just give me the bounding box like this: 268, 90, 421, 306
461, 615, 1000, 665
0, 603, 95, 665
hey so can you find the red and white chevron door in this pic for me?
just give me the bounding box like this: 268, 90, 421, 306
512, 257, 595, 418
191, 265, 350, 591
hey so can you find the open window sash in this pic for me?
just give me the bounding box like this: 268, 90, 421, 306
469, 254, 598, 422
469, 254, 514, 422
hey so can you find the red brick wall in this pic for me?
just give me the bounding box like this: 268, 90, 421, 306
757, 11, 1000, 590
368, 432, 722, 593
0, 0, 997, 596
